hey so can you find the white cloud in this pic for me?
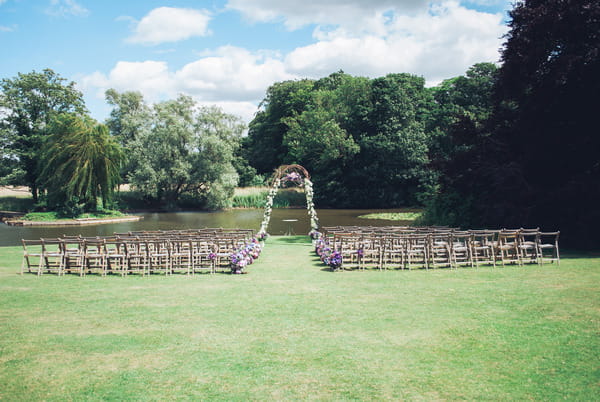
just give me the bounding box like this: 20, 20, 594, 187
78, 47, 295, 122
79, 61, 175, 102
126, 7, 212, 45
464, 0, 510, 6
79, 1, 509, 123
46, 0, 89, 18
174, 46, 295, 102
0, 24, 16, 32
227, 0, 428, 30
285, 1, 507, 84
200, 100, 260, 125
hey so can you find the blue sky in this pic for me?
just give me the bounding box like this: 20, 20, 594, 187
1, 0, 512, 124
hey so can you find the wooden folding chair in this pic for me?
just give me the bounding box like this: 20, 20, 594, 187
381, 234, 406, 270
82, 238, 108, 276
450, 232, 473, 268
39, 239, 64, 276
123, 239, 147, 275
104, 238, 127, 276
405, 234, 429, 269
496, 230, 521, 266
336, 233, 362, 270
470, 230, 496, 267
191, 240, 215, 274
146, 239, 170, 275
61, 237, 84, 275
169, 238, 192, 275
429, 232, 452, 268
214, 238, 235, 272
538, 231, 560, 265
21, 239, 43, 275
359, 234, 384, 270
518, 228, 540, 264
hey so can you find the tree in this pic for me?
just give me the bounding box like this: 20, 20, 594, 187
126, 95, 244, 209
427, 63, 498, 169
0, 69, 86, 202
105, 89, 152, 179
39, 113, 123, 214
244, 71, 439, 208
492, 0, 600, 246
283, 93, 359, 172
423, 0, 600, 247
345, 74, 435, 207
243, 79, 315, 173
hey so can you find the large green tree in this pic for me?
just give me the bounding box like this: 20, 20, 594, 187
105, 89, 151, 179
427, 63, 498, 150
0, 69, 86, 202
345, 74, 435, 207
425, 63, 498, 188
244, 71, 437, 208
123, 94, 244, 209
243, 79, 315, 174
39, 113, 123, 213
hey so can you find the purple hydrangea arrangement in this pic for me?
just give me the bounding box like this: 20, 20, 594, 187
230, 240, 263, 274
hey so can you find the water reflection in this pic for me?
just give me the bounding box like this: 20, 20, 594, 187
0, 208, 413, 246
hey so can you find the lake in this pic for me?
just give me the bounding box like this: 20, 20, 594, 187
0, 208, 414, 246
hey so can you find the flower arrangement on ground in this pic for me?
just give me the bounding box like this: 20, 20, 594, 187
314, 237, 343, 270
328, 250, 343, 270
230, 238, 263, 274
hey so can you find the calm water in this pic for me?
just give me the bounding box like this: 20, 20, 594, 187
0, 208, 413, 247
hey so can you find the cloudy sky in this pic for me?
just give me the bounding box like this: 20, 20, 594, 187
1, 0, 512, 124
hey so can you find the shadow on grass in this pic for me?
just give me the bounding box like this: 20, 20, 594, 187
271, 235, 311, 244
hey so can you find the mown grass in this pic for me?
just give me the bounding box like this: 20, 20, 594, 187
0, 237, 598, 400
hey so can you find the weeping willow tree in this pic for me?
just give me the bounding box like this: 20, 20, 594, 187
39, 113, 123, 214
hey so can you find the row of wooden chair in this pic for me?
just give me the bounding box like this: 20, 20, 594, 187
317, 227, 560, 270
21, 228, 256, 277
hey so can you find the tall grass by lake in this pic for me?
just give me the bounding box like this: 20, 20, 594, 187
0, 237, 598, 400
232, 186, 306, 208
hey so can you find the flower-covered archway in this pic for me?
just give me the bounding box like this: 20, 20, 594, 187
257, 164, 319, 238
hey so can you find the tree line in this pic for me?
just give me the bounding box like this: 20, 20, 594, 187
242, 0, 599, 248
1, 0, 597, 247
0, 72, 245, 215
242, 64, 498, 209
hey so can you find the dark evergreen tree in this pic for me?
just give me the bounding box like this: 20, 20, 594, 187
424, 0, 600, 248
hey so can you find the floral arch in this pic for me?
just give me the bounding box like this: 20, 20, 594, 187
257, 164, 319, 238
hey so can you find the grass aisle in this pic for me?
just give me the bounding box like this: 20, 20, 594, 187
0, 237, 598, 400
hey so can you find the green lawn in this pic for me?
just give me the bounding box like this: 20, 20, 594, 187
0, 236, 598, 400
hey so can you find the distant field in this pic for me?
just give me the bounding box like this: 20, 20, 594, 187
0, 186, 31, 198
0, 237, 598, 400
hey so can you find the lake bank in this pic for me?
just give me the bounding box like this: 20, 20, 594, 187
4, 215, 142, 227
0, 208, 416, 246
